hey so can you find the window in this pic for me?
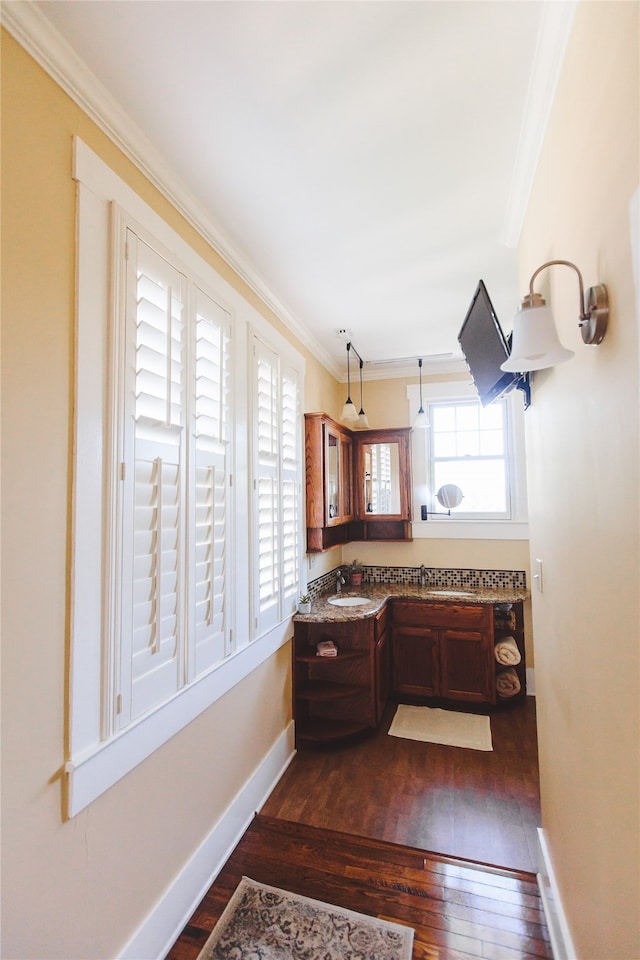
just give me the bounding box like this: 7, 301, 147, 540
406, 378, 528, 539
113, 225, 232, 731
428, 399, 509, 519
252, 337, 301, 638
69, 137, 304, 816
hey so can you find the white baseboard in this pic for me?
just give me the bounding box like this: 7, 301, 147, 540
536, 828, 578, 960
527, 667, 535, 695
118, 721, 296, 960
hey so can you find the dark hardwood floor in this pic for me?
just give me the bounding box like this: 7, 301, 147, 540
264, 697, 541, 873
167, 697, 546, 959
166, 816, 551, 960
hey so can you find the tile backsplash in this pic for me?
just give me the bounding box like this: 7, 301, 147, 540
306, 565, 526, 600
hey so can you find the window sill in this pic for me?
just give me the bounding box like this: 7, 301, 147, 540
412, 520, 529, 540
65, 619, 292, 818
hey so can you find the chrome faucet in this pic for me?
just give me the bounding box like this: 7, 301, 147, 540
419, 564, 427, 588
336, 569, 346, 594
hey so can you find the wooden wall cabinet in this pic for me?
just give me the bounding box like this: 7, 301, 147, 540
391, 600, 495, 705
305, 414, 354, 552
351, 427, 413, 544
304, 414, 413, 552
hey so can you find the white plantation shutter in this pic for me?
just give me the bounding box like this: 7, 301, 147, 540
281, 366, 300, 611
255, 343, 280, 633
114, 230, 233, 729
253, 338, 301, 638
119, 232, 186, 726
189, 286, 231, 678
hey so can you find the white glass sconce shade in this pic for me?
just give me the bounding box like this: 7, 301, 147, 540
501, 260, 608, 373
501, 304, 574, 372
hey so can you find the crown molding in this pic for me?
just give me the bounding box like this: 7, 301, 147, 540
500, 0, 577, 248
1, 0, 340, 378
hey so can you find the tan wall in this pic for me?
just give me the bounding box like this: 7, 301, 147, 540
517, 3, 639, 956
350, 371, 468, 429
0, 32, 296, 959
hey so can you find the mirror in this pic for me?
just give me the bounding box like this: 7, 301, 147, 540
327, 433, 339, 519
436, 484, 464, 510
363, 442, 401, 515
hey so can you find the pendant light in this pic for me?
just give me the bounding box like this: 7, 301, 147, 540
340, 342, 358, 422
413, 358, 429, 428
355, 357, 370, 429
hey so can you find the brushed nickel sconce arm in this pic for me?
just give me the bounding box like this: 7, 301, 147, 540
524, 259, 608, 345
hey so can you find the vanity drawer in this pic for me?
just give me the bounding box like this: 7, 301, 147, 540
392, 600, 490, 630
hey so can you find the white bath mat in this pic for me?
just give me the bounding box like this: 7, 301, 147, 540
388, 705, 492, 751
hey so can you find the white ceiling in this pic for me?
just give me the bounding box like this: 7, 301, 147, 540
13, 0, 574, 378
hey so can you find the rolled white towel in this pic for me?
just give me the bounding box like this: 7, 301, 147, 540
496, 667, 521, 698
316, 640, 338, 658
494, 636, 521, 666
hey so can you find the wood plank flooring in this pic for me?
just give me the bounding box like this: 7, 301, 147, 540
166, 815, 552, 960
167, 698, 549, 958
264, 697, 541, 873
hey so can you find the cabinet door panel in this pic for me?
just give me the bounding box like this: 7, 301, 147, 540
440, 629, 494, 703
393, 600, 488, 630
392, 626, 438, 697
375, 628, 391, 722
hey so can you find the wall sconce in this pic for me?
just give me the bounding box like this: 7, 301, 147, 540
413, 358, 429, 429
501, 259, 609, 373
355, 356, 370, 430
340, 341, 359, 422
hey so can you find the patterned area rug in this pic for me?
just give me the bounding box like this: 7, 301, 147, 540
196, 876, 414, 960
388, 704, 493, 751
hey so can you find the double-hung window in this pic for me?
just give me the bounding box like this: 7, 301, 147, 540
407, 378, 528, 538
428, 398, 509, 519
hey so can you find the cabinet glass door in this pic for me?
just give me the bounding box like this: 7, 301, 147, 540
363, 441, 401, 515
326, 431, 340, 521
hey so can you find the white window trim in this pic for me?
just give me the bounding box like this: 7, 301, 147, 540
406, 380, 529, 540
68, 137, 304, 817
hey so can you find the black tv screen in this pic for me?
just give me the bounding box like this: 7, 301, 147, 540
458, 280, 519, 407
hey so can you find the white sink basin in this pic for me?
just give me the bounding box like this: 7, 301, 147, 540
327, 596, 371, 607
427, 589, 476, 597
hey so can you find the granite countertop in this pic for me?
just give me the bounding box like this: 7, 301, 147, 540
294, 582, 529, 623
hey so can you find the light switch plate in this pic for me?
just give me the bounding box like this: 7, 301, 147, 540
533, 558, 543, 593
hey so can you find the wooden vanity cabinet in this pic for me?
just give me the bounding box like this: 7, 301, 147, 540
305, 414, 354, 552
391, 600, 495, 705
293, 618, 377, 745
374, 604, 391, 722
493, 601, 527, 700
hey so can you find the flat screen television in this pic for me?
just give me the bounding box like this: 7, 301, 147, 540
458, 280, 529, 407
